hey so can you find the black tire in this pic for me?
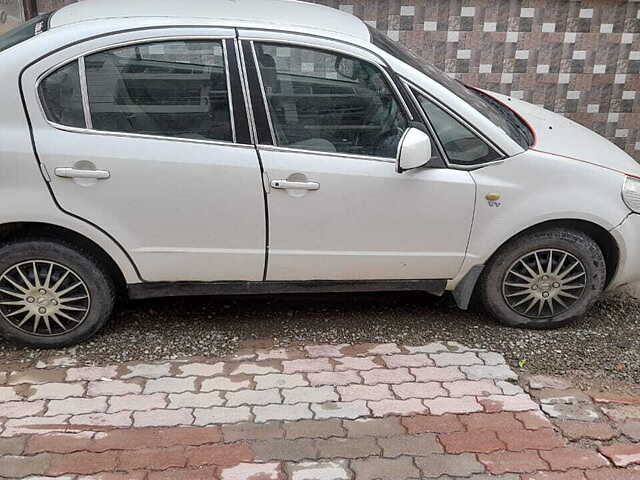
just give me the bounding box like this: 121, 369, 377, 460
0, 239, 115, 348
481, 228, 606, 329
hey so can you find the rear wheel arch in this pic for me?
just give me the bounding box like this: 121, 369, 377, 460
0, 222, 127, 298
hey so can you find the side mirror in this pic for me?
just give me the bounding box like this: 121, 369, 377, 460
396, 127, 433, 173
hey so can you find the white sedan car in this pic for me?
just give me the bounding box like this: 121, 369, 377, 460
1, 0, 640, 348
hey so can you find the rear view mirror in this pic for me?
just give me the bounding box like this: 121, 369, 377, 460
396, 127, 433, 173
335, 55, 358, 80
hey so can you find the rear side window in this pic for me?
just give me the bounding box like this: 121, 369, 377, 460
83, 40, 233, 142
0, 13, 50, 54
38, 60, 86, 129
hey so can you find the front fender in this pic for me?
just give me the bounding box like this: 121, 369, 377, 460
448, 149, 628, 289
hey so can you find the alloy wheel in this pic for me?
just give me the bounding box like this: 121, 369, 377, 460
0, 260, 91, 336
502, 249, 587, 320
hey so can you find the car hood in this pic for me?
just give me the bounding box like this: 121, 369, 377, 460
485, 91, 640, 177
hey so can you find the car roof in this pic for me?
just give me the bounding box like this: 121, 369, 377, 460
48, 0, 371, 41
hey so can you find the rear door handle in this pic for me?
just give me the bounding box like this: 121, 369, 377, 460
54, 168, 111, 180
271, 180, 320, 191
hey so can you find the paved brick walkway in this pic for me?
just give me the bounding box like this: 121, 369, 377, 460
0, 342, 638, 479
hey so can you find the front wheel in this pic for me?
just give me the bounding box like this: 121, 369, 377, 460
0, 240, 115, 348
481, 229, 606, 329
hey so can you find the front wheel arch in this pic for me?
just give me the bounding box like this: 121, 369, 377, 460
457, 219, 619, 310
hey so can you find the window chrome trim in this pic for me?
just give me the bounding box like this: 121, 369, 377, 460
249, 41, 277, 144
221, 40, 237, 143
77, 56, 93, 129
406, 80, 508, 170
42, 121, 255, 149
236, 38, 258, 145
34, 34, 238, 145
258, 144, 396, 164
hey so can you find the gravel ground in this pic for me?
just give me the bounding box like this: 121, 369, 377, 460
0, 291, 638, 385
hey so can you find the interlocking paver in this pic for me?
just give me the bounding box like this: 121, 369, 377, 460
338, 383, 392, 401
351, 455, 419, 479
193, 406, 252, 425
0, 400, 46, 418
29, 383, 85, 400
87, 380, 141, 397
282, 386, 337, 404
219, 462, 285, 480
286, 459, 350, 480
168, 391, 225, 408
121, 363, 172, 379
378, 433, 443, 457
177, 362, 224, 377
311, 400, 369, 420
334, 356, 381, 371
255, 373, 309, 390
66, 366, 118, 382
47, 397, 107, 416
369, 398, 427, 417
254, 403, 313, 423
3, 341, 636, 479
133, 408, 193, 428
361, 367, 414, 385
227, 388, 281, 406
308, 370, 361, 386
144, 377, 196, 394
416, 452, 485, 478
108, 393, 166, 413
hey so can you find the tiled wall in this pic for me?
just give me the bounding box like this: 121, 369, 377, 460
25, 0, 640, 160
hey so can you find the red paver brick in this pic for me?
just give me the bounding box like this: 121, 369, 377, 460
540, 447, 609, 471
599, 443, 640, 467
402, 414, 464, 434
187, 443, 252, 467
25, 432, 95, 454
361, 368, 414, 385
79, 473, 147, 480
521, 471, 588, 479
147, 466, 219, 480
48, 451, 118, 475
92, 426, 222, 451
585, 467, 640, 479
440, 430, 505, 453
118, 446, 187, 471
478, 449, 549, 474
459, 412, 523, 432
517, 410, 554, 430
556, 421, 617, 441
498, 428, 566, 451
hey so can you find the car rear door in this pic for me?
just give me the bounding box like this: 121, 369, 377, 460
22, 28, 267, 282
238, 30, 476, 281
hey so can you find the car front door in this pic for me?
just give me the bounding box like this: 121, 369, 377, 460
22, 29, 266, 282
239, 31, 476, 281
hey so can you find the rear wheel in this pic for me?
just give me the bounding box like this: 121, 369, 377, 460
481, 229, 606, 329
0, 240, 114, 348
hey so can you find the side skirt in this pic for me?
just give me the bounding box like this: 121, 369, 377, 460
128, 279, 448, 300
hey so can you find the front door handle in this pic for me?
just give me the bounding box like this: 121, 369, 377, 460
271, 180, 320, 191
54, 167, 111, 180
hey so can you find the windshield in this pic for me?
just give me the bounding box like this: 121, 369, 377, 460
368, 26, 533, 149
0, 13, 50, 54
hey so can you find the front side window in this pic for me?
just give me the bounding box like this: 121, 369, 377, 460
254, 42, 408, 158
84, 40, 232, 142
38, 60, 86, 128
416, 92, 502, 165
